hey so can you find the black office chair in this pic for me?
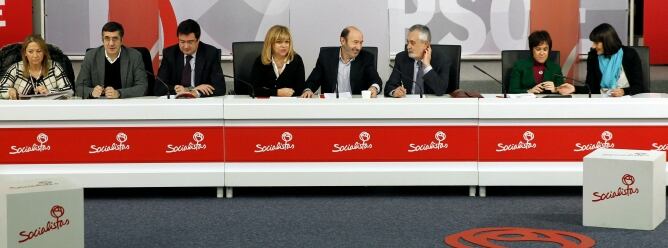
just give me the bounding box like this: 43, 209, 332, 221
0, 43, 75, 88
0, 43, 21, 80
319, 46, 379, 71
431, 44, 461, 93
131, 47, 155, 96
232, 41, 263, 95
501, 50, 560, 94
629, 46, 650, 92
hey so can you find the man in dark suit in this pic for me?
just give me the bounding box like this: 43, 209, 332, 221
385, 24, 450, 97
301, 26, 382, 98
155, 19, 224, 97
76, 22, 147, 98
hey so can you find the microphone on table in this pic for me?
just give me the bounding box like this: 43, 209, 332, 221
473, 65, 505, 98
389, 64, 422, 98
224, 74, 255, 99
146, 71, 171, 99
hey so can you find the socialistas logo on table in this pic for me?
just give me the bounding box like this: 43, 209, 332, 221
574, 130, 615, 152
166, 132, 207, 153
651, 141, 668, 151
332, 131, 373, 153
9, 133, 51, 155
408, 131, 448, 152
496, 131, 536, 152
89, 132, 130, 154
592, 174, 640, 203
18, 205, 71, 243
255, 132, 295, 153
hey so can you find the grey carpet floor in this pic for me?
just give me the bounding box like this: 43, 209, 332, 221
84, 187, 668, 248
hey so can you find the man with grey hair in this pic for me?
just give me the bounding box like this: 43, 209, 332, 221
385, 24, 451, 97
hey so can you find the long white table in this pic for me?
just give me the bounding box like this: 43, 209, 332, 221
1, 95, 667, 197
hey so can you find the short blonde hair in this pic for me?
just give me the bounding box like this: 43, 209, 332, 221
261, 25, 295, 65
21, 35, 51, 78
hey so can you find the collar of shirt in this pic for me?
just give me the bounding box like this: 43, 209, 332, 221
271, 56, 291, 78
105, 48, 121, 64
338, 48, 356, 65
184, 51, 197, 65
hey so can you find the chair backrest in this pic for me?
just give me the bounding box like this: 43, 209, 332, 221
0, 43, 23, 80
501, 50, 560, 93
232, 41, 264, 95
0, 43, 75, 87
130, 47, 155, 96
319, 46, 379, 71
629, 46, 650, 92
431, 44, 461, 93
47, 44, 76, 91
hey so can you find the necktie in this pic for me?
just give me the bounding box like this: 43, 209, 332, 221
413, 61, 424, 94
181, 55, 193, 86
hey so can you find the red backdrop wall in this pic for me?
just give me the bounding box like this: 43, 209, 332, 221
0, 0, 33, 47
644, 0, 668, 64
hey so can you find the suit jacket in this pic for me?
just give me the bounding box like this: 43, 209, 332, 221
250, 54, 305, 97
305, 47, 382, 94
155, 42, 225, 97
75, 46, 147, 98
583, 46, 646, 95
384, 50, 450, 97
508, 58, 564, 93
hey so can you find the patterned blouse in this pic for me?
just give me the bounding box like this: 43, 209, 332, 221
0, 61, 73, 99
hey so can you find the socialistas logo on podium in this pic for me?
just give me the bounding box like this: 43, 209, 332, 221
495, 131, 536, 152
9, 133, 51, 155
574, 130, 615, 152
89, 132, 130, 154
18, 205, 71, 243
592, 174, 640, 203
166, 132, 207, 153
651, 141, 668, 151
332, 131, 373, 153
255, 132, 295, 153
408, 131, 448, 152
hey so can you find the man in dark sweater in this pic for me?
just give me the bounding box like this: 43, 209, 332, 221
75, 21, 147, 99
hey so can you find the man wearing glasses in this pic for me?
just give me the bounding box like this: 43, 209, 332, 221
155, 19, 224, 97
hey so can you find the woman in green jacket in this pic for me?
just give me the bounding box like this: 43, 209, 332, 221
509, 30, 574, 95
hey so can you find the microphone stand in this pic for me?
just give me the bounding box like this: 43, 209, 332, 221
224, 74, 255, 99
473, 65, 506, 98
389, 64, 423, 98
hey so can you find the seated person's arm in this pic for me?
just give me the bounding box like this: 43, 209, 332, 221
116, 53, 148, 98
0, 65, 18, 99
420, 47, 449, 96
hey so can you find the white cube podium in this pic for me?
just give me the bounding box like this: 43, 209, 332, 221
0, 178, 84, 248
583, 149, 666, 230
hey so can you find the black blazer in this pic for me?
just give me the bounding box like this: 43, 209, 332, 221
384, 50, 450, 97
155, 41, 225, 96
250, 54, 305, 97
583, 46, 646, 95
305, 47, 382, 94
